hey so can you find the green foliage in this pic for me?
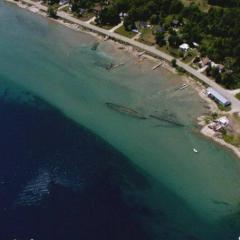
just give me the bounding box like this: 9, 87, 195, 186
208, 0, 240, 8
115, 25, 137, 38
171, 58, 177, 68
217, 103, 231, 112
48, 0, 59, 5
149, 14, 158, 25
47, 5, 58, 18
235, 92, 240, 100
123, 16, 136, 31
168, 33, 182, 48
96, 7, 120, 26
155, 32, 166, 47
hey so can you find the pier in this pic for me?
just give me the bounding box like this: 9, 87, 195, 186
152, 62, 162, 70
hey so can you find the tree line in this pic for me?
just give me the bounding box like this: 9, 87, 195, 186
49, 0, 240, 89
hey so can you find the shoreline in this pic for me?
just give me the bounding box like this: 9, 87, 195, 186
201, 125, 240, 158
5, 0, 240, 159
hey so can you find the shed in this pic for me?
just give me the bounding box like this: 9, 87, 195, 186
207, 87, 231, 106
179, 43, 190, 51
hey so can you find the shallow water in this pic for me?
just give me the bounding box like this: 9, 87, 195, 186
1, 1, 240, 239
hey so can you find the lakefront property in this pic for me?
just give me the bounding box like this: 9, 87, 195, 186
7, 0, 240, 155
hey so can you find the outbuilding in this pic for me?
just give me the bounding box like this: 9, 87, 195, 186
179, 43, 190, 51
207, 87, 231, 107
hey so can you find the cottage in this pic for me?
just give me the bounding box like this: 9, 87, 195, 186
207, 87, 231, 107
179, 43, 190, 51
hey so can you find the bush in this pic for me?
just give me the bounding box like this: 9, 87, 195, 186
171, 58, 177, 68
47, 5, 58, 18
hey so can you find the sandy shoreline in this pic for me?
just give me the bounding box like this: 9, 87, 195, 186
5, 0, 240, 159
201, 125, 240, 158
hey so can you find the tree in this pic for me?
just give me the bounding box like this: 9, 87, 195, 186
149, 14, 158, 25
48, 0, 59, 5
97, 7, 120, 25
171, 58, 177, 68
123, 16, 135, 31
168, 34, 182, 48
47, 5, 58, 18
155, 32, 166, 47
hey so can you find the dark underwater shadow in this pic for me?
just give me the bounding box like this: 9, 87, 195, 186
0, 88, 155, 240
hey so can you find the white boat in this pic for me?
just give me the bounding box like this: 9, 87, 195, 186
193, 148, 198, 153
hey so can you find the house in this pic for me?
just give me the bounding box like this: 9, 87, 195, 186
154, 26, 164, 34
218, 64, 225, 73
207, 87, 231, 107
209, 116, 229, 131
92, 5, 102, 15
172, 19, 180, 27
179, 43, 190, 51
79, 8, 86, 15
216, 116, 229, 126
119, 12, 128, 18
200, 57, 211, 67
139, 21, 148, 29
59, 0, 69, 5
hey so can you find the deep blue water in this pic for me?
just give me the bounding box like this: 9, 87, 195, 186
0, 86, 157, 240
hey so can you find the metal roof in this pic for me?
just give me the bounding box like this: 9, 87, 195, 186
207, 87, 231, 106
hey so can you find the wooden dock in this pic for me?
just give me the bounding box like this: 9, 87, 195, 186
152, 62, 162, 70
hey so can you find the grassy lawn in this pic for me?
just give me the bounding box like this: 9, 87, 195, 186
138, 27, 156, 46
235, 92, 240, 100
222, 133, 240, 147
217, 103, 231, 112
181, 0, 210, 11
115, 25, 137, 38
157, 45, 180, 58
77, 12, 95, 21
92, 22, 114, 30
61, 6, 70, 12
182, 49, 198, 64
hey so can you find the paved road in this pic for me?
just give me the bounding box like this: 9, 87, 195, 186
10, 0, 240, 112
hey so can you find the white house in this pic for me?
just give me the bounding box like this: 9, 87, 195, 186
179, 43, 190, 51
216, 116, 229, 126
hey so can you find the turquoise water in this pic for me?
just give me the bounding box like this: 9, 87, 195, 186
1, 1, 240, 239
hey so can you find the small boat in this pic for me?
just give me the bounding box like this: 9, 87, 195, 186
193, 148, 198, 153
